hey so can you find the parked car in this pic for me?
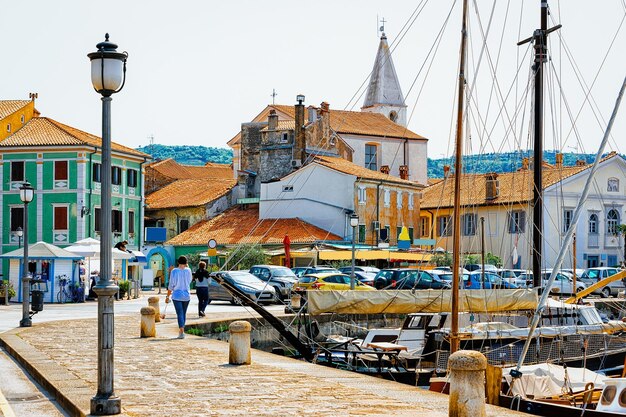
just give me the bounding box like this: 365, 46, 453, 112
352, 271, 377, 286
463, 272, 518, 289
517, 270, 587, 295
374, 268, 452, 290
294, 273, 375, 291
338, 266, 380, 274
578, 267, 622, 298
498, 269, 530, 287
464, 264, 499, 273
292, 266, 340, 278
208, 271, 276, 304
249, 265, 297, 300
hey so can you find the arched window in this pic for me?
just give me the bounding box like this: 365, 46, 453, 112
589, 213, 598, 234
608, 177, 619, 192
389, 111, 398, 123
607, 209, 620, 235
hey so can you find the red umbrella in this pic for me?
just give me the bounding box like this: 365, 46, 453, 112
283, 234, 291, 268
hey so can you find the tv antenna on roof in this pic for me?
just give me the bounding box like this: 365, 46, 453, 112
271, 89, 278, 105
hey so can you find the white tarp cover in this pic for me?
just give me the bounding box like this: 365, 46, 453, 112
504, 363, 606, 399
307, 289, 538, 315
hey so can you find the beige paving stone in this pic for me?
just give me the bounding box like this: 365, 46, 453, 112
0, 314, 531, 417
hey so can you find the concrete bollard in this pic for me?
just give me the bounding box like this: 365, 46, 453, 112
229, 320, 252, 365
448, 350, 487, 417
148, 296, 161, 322
140, 306, 156, 338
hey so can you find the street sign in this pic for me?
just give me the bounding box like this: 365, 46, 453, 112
208, 239, 217, 256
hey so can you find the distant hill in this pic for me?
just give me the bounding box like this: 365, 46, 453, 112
136, 144, 233, 165
136, 145, 615, 178
427, 151, 603, 178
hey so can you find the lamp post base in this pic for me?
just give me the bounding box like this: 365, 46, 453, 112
91, 395, 121, 415
19, 318, 32, 327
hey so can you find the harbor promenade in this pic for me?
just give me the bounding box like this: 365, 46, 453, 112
0, 295, 528, 417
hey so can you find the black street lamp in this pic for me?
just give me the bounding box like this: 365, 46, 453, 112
16, 226, 23, 248
19, 181, 34, 328
87, 33, 127, 416
350, 213, 359, 290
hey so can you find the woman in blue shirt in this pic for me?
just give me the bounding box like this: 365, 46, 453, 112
166, 256, 192, 339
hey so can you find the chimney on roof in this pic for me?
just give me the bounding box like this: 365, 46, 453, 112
268, 109, 278, 131
399, 165, 409, 180
485, 173, 499, 200
294, 95, 306, 164
443, 165, 450, 178
320, 102, 330, 113
380, 165, 390, 175
555, 152, 563, 168
307, 106, 317, 123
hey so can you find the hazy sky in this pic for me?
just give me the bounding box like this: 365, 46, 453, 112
2, 1, 625, 162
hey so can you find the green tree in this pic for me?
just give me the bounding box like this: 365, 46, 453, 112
185, 252, 203, 271
224, 244, 269, 270
431, 252, 452, 267
485, 252, 502, 268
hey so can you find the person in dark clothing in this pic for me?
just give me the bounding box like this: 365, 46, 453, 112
194, 261, 210, 317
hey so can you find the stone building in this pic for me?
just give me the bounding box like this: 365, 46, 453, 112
228, 32, 428, 196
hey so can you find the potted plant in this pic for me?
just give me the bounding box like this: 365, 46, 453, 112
118, 280, 130, 300
0, 280, 16, 304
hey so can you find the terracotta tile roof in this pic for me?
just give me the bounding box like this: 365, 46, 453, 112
260, 120, 296, 132
0, 117, 150, 157
0, 100, 30, 119
270, 104, 425, 140
228, 104, 426, 146
419, 161, 605, 209
312, 155, 420, 187
167, 205, 341, 245
147, 158, 232, 180
146, 178, 236, 209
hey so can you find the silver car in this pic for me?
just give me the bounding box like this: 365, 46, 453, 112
208, 271, 276, 305
249, 265, 297, 301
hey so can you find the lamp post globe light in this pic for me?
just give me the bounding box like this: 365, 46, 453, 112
19, 181, 34, 328
350, 213, 359, 290
87, 33, 127, 416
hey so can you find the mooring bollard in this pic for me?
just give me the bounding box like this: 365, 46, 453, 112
140, 306, 156, 338
148, 296, 161, 322
448, 350, 487, 417
229, 320, 252, 365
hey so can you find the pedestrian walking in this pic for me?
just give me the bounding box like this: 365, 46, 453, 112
165, 256, 192, 339
194, 261, 210, 317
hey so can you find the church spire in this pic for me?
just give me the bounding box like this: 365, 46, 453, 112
361, 32, 407, 126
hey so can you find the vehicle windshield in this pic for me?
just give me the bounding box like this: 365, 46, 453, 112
441, 273, 468, 282
584, 270, 601, 279
271, 268, 296, 277
299, 276, 318, 283
227, 272, 262, 284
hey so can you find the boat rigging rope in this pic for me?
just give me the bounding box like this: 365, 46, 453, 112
512, 75, 626, 379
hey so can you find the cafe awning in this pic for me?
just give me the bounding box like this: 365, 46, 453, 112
318, 250, 432, 262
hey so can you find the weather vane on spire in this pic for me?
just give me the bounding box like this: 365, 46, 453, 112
379, 17, 386, 35
271, 88, 278, 105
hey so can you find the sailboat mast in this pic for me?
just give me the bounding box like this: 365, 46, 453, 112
450, 0, 469, 355
531, 0, 549, 289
